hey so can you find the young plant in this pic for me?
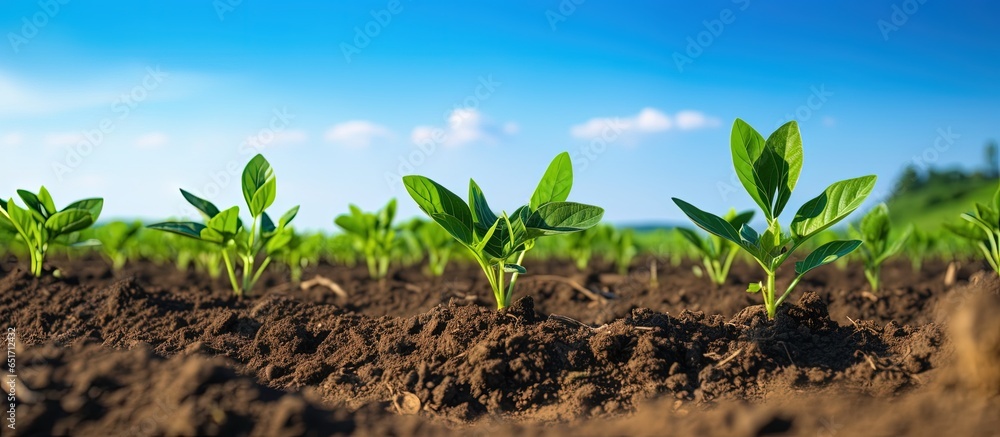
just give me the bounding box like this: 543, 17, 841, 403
564, 226, 599, 271
607, 226, 637, 276
148, 154, 299, 297
403, 152, 604, 309
334, 199, 397, 280
401, 219, 456, 277
93, 221, 142, 272
947, 187, 1000, 276
673, 119, 877, 319
850, 204, 912, 292
677, 209, 754, 285
0, 187, 103, 277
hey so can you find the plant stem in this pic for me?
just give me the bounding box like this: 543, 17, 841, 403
765, 271, 777, 320
221, 249, 241, 297
505, 251, 528, 306
496, 262, 506, 310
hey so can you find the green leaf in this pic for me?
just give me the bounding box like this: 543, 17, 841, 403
44, 209, 95, 236
761, 121, 803, 218
63, 198, 104, 221
747, 282, 762, 293
795, 240, 862, 276
877, 225, 912, 263
2, 199, 36, 238
147, 222, 208, 240
202, 206, 241, 243
68, 239, 102, 248
261, 212, 277, 236
469, 179, 499, 231
730, 119, 771, 219
530, 152, 573, 211
37, 187, 57, 216
525, 202, 604, 237
242, 154, 274, 214
504, 264, 527, 274
180, 189, 221, 219
335, 212, 366, 236
248, 177, 276, 218
860, 203, 891, 244
791, 175, 877, 241
403, 175, 475, 245
677, 228, 710, 257
279, 206, 300, 228
673, 198, 744, 247
727, 209, 755, 229
266, 228, 294, 255
17, 190, 47, 220
974, 202, 998, 228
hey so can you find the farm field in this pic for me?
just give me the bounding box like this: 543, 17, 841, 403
3, 2, 1000, 436
2, 251, 999, 435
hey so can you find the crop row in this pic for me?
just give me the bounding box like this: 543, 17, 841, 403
2, 120, 997, 316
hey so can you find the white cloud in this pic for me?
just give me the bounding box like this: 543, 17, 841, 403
410, 108, 516, 148
0, 132, 23, 148
324, 121, 393, 148
570, 108, 720, 141
135, 131, 169, 149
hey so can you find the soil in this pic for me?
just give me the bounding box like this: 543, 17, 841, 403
1, 255, 998, 436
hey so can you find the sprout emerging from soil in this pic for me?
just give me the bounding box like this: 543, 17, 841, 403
148, 154, 299, 298
850, 203, 912, 292
403, 152, 604, 309
673, 119, 876, 320
678, 209, 754, 285
335, 199, 397, 280
0, 187, 103, 277
947, 187, 1000, 277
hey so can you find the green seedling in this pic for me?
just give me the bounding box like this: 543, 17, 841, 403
0, 187, 103, 277
673, 119, 876, 319
403, 152, 604, 309
564, 226, 599, 271
947, 187, 1000, 276
905, 229, 936, 272
678, 209, 754, 285
335, 199, 397, 280
850, 204, 912, 292
401, 219, 456, 277
148, 154, 298, 297
607, 226, 637, 276
279, 232, 325, 283
93, 221, 141, 272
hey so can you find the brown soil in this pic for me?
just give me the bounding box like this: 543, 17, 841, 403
2, 255, 998, 436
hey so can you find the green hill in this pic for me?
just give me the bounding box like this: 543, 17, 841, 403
886, 176, 998, 231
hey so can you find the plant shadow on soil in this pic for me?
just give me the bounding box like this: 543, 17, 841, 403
2, 255, 998, 436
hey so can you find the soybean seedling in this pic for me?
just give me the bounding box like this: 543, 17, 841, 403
850, 204, 912, 292
149, 154, 299, 297
677, 209, 754, 285
400, 219, 456, 277
947, 187, 1000, 276
403, 152, 604, 309
0, 187, 103, 277
335, 199, 397, 280
673, 119, 877, 320
93, 221, 142, 272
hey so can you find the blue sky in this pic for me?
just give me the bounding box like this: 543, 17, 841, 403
1, 1, 998, 229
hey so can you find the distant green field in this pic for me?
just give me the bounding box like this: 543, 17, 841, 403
887, 177, 999, 231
